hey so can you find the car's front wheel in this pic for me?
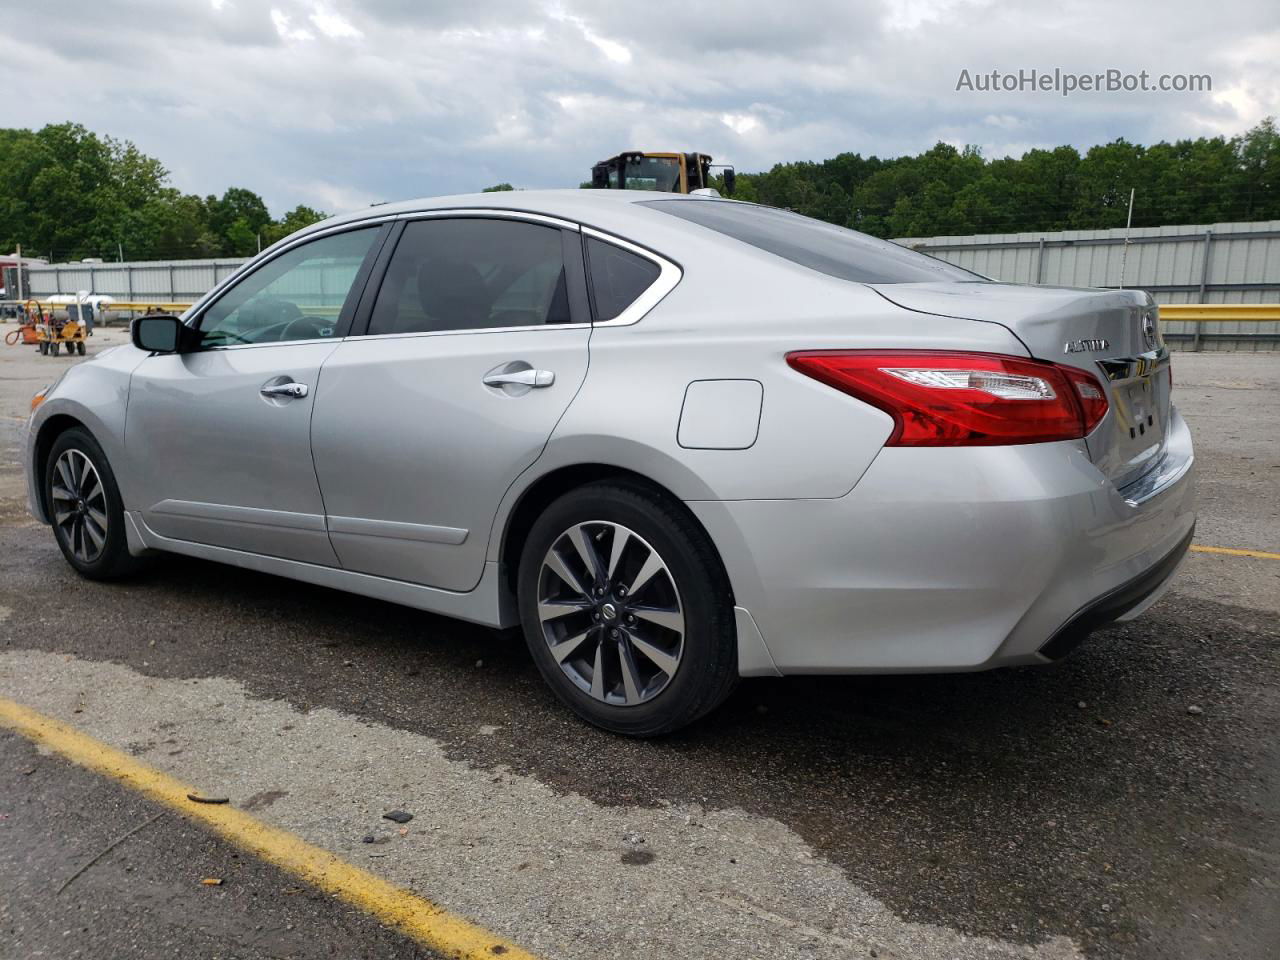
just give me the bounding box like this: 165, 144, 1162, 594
517, 481, 737, 736
45, 428, 143, 580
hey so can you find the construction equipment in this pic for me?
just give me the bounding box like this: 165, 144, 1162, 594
30, 299, 87, 356
590, 152, 735, 195
4, 300, 44, 347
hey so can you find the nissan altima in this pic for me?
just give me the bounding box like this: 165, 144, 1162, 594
25, 190, 1195, 735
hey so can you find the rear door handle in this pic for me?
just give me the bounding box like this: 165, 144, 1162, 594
483, 369, 555, 388
260, 381, 309, 399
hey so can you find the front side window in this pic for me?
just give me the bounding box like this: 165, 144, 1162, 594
199, 228, 378, 346
367, 218, 571, 336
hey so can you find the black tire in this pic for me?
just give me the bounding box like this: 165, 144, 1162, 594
45, 427, 145, 580
77, 341, 86, 355
51, 342, 60, 356
517, 481, 737, 736
38, 341, 48, 355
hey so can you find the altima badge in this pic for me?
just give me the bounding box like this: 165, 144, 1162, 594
1064, 338, 1111, 353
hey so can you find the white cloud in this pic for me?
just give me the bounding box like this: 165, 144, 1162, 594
270, 8, 314, 42
585, 29, 631, 64
721, 113, 760, 136
5, 0, 1276, 215
310, 6, 363, 39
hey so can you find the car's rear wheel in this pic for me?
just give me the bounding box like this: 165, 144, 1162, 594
45, 428, 144, 580
517, 481, 737, 736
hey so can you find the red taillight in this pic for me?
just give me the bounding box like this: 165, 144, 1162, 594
786, 350, 1109, 446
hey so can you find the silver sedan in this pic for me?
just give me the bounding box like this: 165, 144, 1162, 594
25, 191, 1195, 735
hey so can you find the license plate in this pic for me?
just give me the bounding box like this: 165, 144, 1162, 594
1123, 375, 1160, 438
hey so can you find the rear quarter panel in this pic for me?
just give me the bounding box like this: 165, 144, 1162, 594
543, 246, 1032, 503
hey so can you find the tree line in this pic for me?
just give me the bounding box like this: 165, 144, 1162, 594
717, 119, 1280, 238
0, 123, 327, 263
4, 119, 1278, 265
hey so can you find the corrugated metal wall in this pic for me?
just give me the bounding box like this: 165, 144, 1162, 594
21, 222, 1280, 350
24, 258, 247, 304
895, 221, 1280, 350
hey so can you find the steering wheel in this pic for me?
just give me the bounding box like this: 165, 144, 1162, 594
281, 315, 335, 341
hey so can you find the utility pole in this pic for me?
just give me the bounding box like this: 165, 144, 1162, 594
1118, 188, 1135, 290
15, 244, 22, 301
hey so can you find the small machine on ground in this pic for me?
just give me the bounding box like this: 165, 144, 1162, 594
590, 151, 735, 195
6, 300, 88, 355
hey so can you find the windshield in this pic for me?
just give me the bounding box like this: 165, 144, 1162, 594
623, 156, 681, 192
643, 199, 983, 284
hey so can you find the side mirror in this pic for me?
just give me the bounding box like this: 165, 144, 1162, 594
131, 314, 187, 354
723, 168, 736, 196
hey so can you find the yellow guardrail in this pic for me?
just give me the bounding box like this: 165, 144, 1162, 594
1158, 304, 1280, 323
98, 301, 194, 313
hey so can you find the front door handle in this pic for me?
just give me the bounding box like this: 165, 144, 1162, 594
483, 369, 555, 389
260, 381, 309, 399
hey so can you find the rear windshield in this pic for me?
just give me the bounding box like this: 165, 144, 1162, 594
642, 199, 981, 284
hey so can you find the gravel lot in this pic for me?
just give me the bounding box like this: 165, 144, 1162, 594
1, 325, 1276, 959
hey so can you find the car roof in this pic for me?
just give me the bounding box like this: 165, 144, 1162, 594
299, 189, 718, 240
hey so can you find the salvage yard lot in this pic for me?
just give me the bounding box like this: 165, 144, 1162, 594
1, 328, 1277, 960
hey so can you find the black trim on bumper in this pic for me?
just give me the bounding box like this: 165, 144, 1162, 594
1038, 523, 1196, 662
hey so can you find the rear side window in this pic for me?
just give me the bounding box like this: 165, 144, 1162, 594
642, 199, 980, 284
367, 218, 571, 335
585, 237, 661, 322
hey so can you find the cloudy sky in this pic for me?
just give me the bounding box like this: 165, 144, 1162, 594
10, 0, 1280, 215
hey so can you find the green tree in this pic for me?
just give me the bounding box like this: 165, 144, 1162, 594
123, 189, 220, 260
208, 187, 271, 253
482, 183, 515, 192
4, 118, 1279, 261
224, 217, 259, 256
260, 204, 328, 246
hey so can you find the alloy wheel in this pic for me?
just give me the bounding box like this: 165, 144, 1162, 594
51, 449, 109, 564
536, 521, 685, 706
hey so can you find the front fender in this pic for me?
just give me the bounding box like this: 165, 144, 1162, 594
26, 346, 147, 522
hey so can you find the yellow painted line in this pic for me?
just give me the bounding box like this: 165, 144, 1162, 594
1190, 544, 1280, 561
0, 697, 539, 960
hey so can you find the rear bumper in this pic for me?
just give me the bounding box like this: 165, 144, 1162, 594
689, 406, 1196, 675
1037, 522, 1193, 661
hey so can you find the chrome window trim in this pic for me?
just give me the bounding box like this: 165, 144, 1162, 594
181, 208, 679, 345
196, 336, 343, 352
393, 208, 581, 232
581, 226, 682, 328
348, 323, 593, 342
350, 210, 588, 339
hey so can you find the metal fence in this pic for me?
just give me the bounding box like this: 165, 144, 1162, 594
23, 258, 248, 306
21, 221, 1280, 350
895, 220, 1280, 350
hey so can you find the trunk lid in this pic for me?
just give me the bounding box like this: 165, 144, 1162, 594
870, 281, 1170, 488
